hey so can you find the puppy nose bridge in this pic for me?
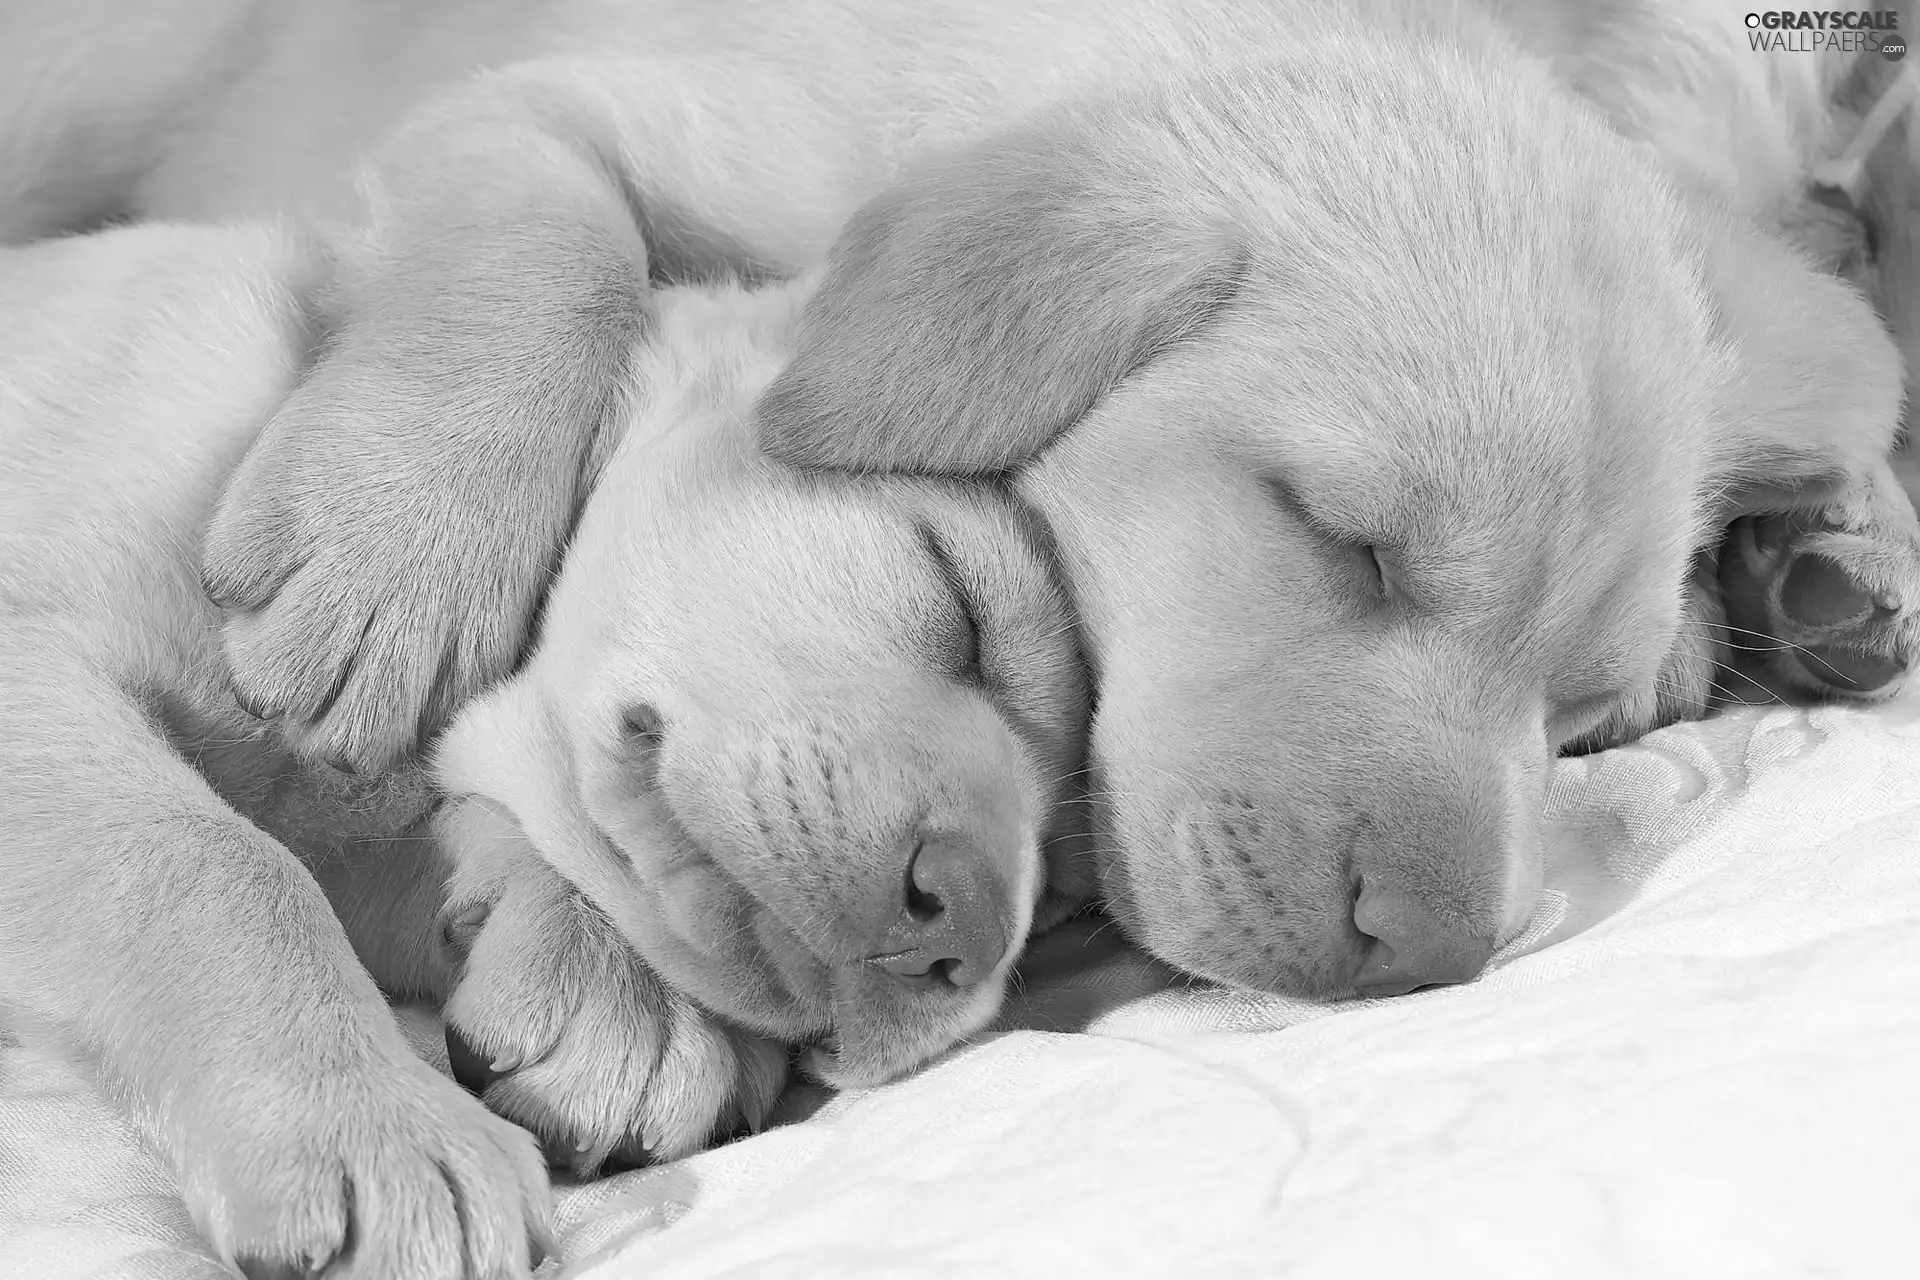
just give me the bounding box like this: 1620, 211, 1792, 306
857, 833, 1014, 990
1340, 792, 1535, 993
1351, 877, 1496, 996
1395, 707, 1549, 927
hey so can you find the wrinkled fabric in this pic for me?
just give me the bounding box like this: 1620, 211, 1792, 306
6, 695, 1919, 1280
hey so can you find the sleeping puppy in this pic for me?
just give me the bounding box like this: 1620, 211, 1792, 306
423, 272, 1090, 1170
312, 14, 1917, 1012
0, 224, 1085, 1275
750, 47, 1913, 992
405, 66, 1916, 1165
7, 1, 1909, 979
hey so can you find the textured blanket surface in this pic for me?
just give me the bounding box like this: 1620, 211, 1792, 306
6, 694, 1920, 1279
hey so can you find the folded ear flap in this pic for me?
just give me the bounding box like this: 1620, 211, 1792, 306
755, 109, 1247, 474
1693, 207, 1905, 523
429, 672, 633, 912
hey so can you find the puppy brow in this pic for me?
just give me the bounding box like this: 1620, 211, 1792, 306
1262, 474, 1381, 554
1261, 474, 1347, 537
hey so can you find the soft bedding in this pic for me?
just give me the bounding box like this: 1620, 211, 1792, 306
6, 693, 1920, 1279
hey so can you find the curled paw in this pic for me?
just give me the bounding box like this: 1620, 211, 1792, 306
201, 359, 571, 774
180, 1048, 552, 1280
438, 856, 788, 1178
1721, 502, 1920, 699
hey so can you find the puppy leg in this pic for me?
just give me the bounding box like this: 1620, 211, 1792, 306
0, 0, 253, 241
1719, 457, 1920, 700
200, 106, 649, 779
203, 54, 876, 775
0, 657, 550, 1278
436, 798, 788, 1177
308, 814, 458, 1003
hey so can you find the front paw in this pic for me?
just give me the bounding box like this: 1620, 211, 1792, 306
180, 1049, 551, 1280
201, 354, 577, 774
1721, 485, 1920, 699
439, 870, 788, 1178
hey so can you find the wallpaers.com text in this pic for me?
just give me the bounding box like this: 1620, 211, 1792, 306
1746, 10, 1900, 50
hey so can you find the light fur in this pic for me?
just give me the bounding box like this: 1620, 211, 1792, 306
3, 0, 1909, 753
0, 226, 1088, 1272
431, 273, 1090, 1124
4, 0, 1919, 1261
9, 0, 1898, 772
756, 31, 1910, 989
0, 223, 552, 1279
3, 0, 1913, 1028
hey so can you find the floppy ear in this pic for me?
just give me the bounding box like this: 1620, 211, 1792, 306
755, 108, 1247, 474
1693, 207, 1905, 522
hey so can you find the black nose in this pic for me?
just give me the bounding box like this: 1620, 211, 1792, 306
1351, 878, 1494, 996
862, 836, 1012, 988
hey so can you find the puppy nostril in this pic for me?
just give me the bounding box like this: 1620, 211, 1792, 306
1357, 935, 1396, 974
1351, 877, 1493, 996
904, 840, 947, 923
863, 835, 1011, 989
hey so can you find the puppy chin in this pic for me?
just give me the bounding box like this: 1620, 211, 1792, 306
801, 961, 1017, 1091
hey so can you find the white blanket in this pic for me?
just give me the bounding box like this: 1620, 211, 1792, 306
7, 694, 1920, 1279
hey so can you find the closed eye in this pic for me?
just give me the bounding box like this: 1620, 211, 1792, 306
1264, 477, 1389, 601
916, 523, 984, 682
1349, 541, 1387, 597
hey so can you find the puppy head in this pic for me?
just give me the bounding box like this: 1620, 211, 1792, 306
436, 279, 1089, 1090
755, 44, 1903, 996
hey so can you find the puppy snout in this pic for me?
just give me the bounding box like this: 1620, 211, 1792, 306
861, 835, 1012, 989
1351, 877, 1494, 996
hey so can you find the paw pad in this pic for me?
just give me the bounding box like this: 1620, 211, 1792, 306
1797, 643, 1906, 694
1779, 553, 1880, 629
1720, 509, 1919, 702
